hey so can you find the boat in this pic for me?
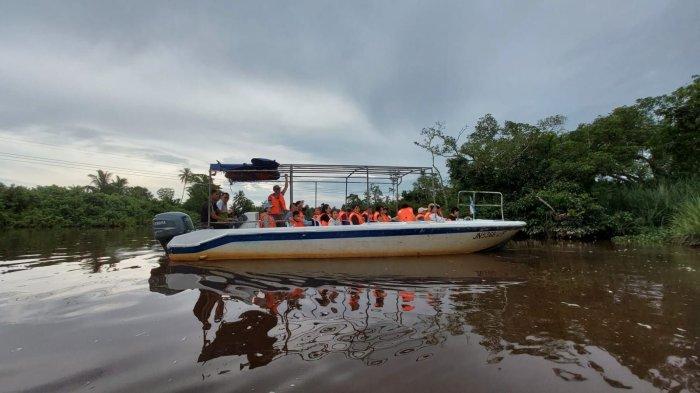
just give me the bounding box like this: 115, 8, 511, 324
154, 160, 525, 261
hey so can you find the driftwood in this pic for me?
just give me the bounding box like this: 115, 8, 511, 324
536, 196, 568, 221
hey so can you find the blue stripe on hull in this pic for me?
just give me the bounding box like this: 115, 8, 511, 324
168, 225, 522, 254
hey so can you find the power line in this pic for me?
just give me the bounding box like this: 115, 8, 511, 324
0, 135, 196, 167
0, 155, 180, 181
0, 152, 181, 178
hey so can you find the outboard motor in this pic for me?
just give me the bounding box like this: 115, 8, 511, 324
153, 212, 194, 250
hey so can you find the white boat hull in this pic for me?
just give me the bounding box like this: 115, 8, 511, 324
166, 220, 525, 261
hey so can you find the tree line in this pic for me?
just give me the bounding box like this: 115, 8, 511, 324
405, 76, 699, 245
0, 168, 255, 228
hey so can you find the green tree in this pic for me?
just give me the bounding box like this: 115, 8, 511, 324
230, 190, 255, 216
125, 186, 152, 200
87, 170, 113, 193
178, 168, 193, 201
112, 176, 129, 194
157, 187, 175, 202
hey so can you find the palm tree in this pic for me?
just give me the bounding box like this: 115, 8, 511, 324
112, 176, 128, 194
179, 168, 193, 202
87, 170, 113, 193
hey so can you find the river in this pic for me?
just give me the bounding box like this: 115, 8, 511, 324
0, 228, 697, 393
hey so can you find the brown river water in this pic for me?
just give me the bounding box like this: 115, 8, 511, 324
0, 228, 697, 393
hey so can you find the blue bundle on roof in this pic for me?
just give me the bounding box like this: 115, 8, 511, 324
210, 158, 281, 182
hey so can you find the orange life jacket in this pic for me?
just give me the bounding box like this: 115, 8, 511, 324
267, 192, 286, 215
338, 211, 349, 221
349, 212, 365, 225
374, 212, 391, 222
258, 214, 277, 228
396, 207, 416, 221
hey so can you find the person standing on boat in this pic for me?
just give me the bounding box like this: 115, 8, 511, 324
201, 189, 224, 228
267, 174, 289, 223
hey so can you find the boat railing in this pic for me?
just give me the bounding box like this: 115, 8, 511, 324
457, 191, 504, 220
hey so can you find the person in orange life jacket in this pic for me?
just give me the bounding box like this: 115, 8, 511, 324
416, 207, 428, 220
267, 174, 289, 222
338, 208, 350, 223
361, 207, 374, 223
427, 203, 446, 222
396, 203, 416, 221
349, 206, 365, 225
290, 210, 306, 227
318, 204, 332, 226
373, 206, 391, 222
283, 200, 303, 223
258, 201, 277, 228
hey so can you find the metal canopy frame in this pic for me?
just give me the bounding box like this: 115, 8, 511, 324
206, 162, 433, 227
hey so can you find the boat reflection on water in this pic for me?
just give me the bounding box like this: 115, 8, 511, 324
149, 255, 527, 370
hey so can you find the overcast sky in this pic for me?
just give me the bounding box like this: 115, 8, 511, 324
0, 1, 698, 205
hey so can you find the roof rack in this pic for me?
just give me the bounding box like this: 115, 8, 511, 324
206, 161, 434, 227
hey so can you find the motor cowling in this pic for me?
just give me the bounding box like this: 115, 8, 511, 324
153, 212, 194, 250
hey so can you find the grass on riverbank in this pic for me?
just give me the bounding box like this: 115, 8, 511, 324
613, 194, 700, 246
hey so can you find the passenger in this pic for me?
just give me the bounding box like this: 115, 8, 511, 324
362, 207, 374, 223
216, 192, 230, 217
373, 206, 391, 222
396, 203, 416, 222
312, 207, 322, 223
338, 208, 349, 222
258, 202, 277, 228
290, 210, 306, 227
416, 207, 428, 221
200, 190, 225, 228
448, 207, 460, 221
328, 209, 343, 225
348, 206, 365, 225
267, 174, 289, 223
319, 204, 332, 226
437, 205, 445, 219
283, 200, 304, 224
427, 203, 446, 222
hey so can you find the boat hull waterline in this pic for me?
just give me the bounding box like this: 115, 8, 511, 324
166, 220, 526, 261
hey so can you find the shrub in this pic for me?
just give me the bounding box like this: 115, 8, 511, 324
670, 197, 700, 246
